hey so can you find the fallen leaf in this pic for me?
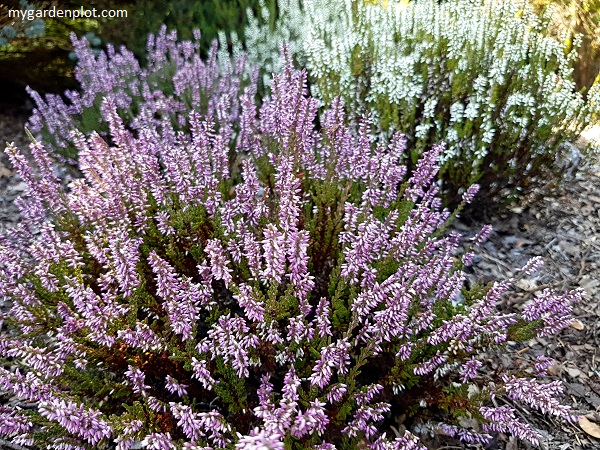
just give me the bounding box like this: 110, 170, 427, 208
585, 412, 600, 422
570, 319, 585, 330
579, 416, 600, 438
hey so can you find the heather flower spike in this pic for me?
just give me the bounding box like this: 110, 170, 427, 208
0, 32, 579, 449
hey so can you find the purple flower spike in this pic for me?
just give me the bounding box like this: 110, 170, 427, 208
461, 184, 480, 204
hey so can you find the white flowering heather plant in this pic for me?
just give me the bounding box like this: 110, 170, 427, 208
240, 0, 306, 88
26, 26, 251, 165
244, 0, 600, 207
1, 50, 583, 449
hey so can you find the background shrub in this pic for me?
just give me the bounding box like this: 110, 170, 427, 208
95, 0, 274, 62
532, 0, 600, 91
242, 0, 600, 210
0, 45, 581, 448
0, 0, 45, 47
0, 0, 98, 102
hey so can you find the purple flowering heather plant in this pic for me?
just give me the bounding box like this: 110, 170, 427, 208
26, 26, 251, 165
0, 47, 582, 449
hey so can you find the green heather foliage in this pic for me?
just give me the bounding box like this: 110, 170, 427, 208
0, 38, 583, 448
243, 0, 600, 207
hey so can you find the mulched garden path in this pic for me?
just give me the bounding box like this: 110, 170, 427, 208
0, 104, 599, 450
